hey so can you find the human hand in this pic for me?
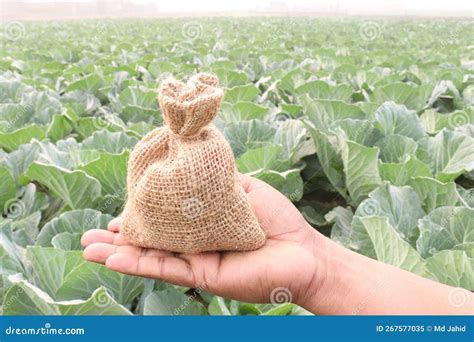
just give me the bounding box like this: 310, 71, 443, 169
81, 174, 474, 315
81, 174, 326, 307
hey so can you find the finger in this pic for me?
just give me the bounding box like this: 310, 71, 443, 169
81, 229, 130, 247
108, 217, 122, 232
83, 243, 117, 264
106, 253, 196, 288
238, 173, 269, 193
83, 242, 172, 264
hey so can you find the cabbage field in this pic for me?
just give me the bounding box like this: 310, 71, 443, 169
0, 18, 473, 315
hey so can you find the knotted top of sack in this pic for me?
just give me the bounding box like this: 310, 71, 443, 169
158, 73, 224, 138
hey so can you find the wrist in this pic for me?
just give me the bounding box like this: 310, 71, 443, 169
295, 233, 372, 315
294, 230, 474, 315
292, 230, 333, 312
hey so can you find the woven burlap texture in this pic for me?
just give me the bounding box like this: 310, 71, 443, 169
121, 73, 266, 253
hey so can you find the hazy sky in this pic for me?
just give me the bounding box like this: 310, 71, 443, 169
4, 0, 474, 16
132, 0, 473, 14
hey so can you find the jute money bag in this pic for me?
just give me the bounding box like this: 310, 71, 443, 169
121, 73, 266, 253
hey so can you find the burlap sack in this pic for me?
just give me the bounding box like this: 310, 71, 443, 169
121, 73, 266, 253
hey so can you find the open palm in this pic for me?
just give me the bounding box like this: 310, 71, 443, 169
81, 174, 321, 304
